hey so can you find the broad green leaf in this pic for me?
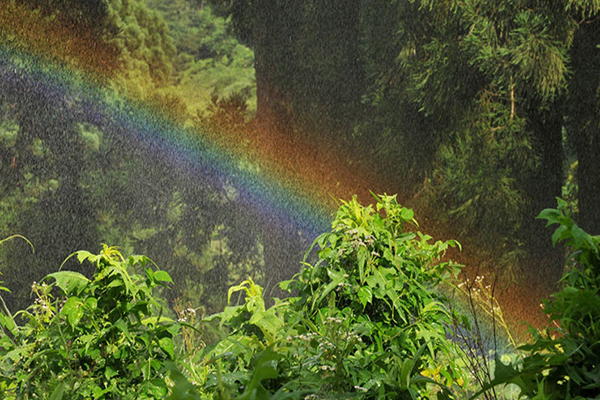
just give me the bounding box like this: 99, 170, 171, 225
159, 337, 175, 359
329, 233, 339, 247
0, 311, 16, 332
129, 255, 149, 267
145, 267, 155, 281
383, 248, 396, 265
114, 318, 132, 340
153, 270, 173, 283
572, 225, 593, 250
249, 307, 283, 342
537, 208, 562, 225
105, 365, 118, 379
314, 269, 345, 309
77, 333, 95, 348
373, 214, 385, 230
278, 279, 293, 291
358, 247, 369, 283
76, 250, 96, 264
84, 297, 97, 311
91, 385, 107, 399
400, 207, 414, 221
61, 296, 84, 327
137, 333, 151, 347
47, 271, 90, 296
358, 286, 373, 309
552, 225, 568, 246
49, 382, 66, 400
556, 197, 568, 208
107, 279, 124, 288
245, 348, 281, 391
146, 378, 168, 398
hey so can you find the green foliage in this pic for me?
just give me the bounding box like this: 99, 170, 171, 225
202, 91, 252, 133
0, 245, 179, 399
107, 0, 177, 91
479, 199, 600, 399
4, 196, 593, 400
203, 194, 465, 399
286, 194, 464, 398
145, 0, 256, 114
361, 0, 600, 259
17, 0, 113, 36
433, 110, 533, 239
290, 193, 461, 341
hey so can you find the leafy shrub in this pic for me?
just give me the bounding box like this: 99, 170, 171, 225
205, 194, 466, 399
199, 278, 294, 399
480, 198, 600, 399
285, 194, 464, 398
0, 245, 179, 399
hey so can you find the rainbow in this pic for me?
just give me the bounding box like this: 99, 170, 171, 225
0, 3, 547, 340
0, 1, 389, 237
0, 47, 325, 234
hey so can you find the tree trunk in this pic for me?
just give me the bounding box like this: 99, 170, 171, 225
252, 0, 300, 134
249, 0, 308, 299
522, 99, 565, 281
569, 20, 600, 234
302, 0, 363, 136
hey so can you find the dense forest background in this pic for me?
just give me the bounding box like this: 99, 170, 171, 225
1, 0, 600, 334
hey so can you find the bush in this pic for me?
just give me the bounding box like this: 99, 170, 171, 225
0, 245, 179, 399
205, 194, 466, 399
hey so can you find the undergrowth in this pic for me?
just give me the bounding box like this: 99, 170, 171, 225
0, 195, 596, 399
